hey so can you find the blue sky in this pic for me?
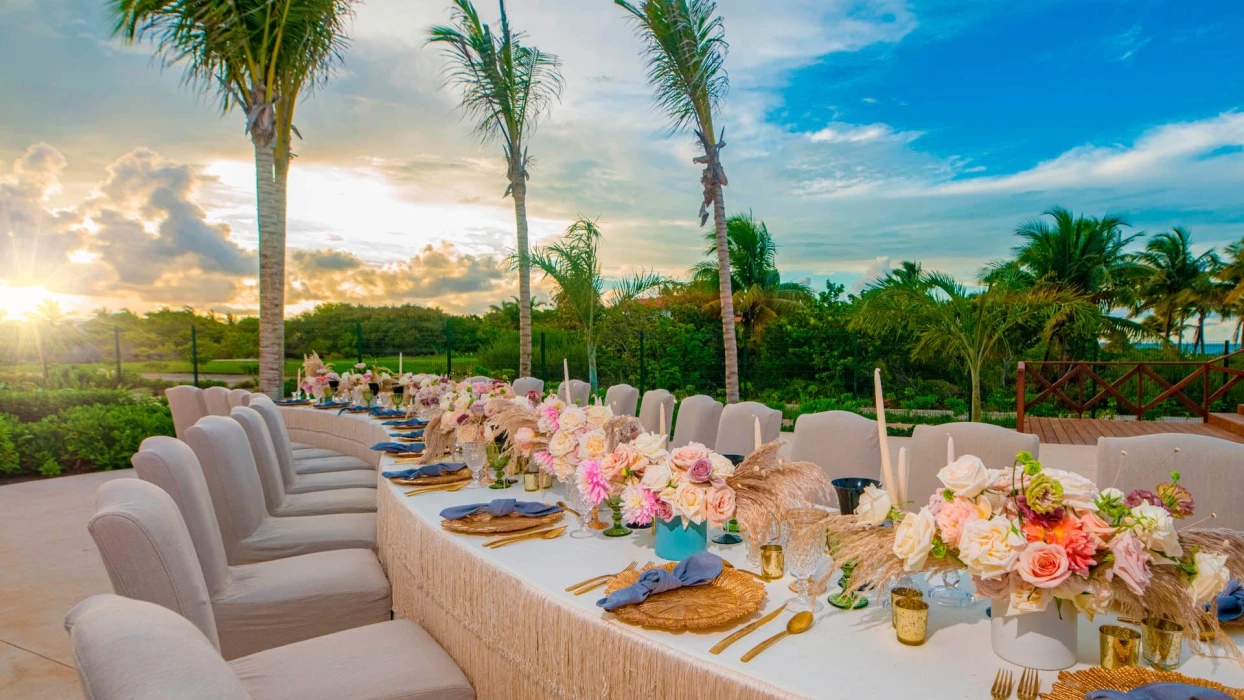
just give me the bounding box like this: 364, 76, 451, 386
1, 0, 1242, 338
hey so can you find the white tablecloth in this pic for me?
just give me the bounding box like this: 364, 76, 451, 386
289, 407, 1244, 699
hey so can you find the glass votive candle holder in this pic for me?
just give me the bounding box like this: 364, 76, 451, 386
1099, 624, 1141, 669
760, 544, 785, 581
890, 587, 923, 628
1142, 618, 1184, 670
893, 597, 929, 646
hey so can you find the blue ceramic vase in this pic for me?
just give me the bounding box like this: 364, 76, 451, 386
654, 517, 708, 561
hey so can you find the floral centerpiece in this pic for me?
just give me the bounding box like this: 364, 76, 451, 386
336, 363, 374, 404
299, 352, 339, 402
825, 451, 1244, 663
417, 379, 515, 463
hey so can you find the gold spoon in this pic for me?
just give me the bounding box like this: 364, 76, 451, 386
485, 526, 567, 549
565, 562, 636, 592
739, 611, 814, 663
404, 481, 469, 497
556, 501, 580, 517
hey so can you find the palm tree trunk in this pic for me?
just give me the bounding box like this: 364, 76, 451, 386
512, 176, 532, 379
969, 364, 982, 422
255, 142, 285, 398
712, 186, 740, 403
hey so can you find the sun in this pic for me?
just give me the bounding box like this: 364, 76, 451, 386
0, 284, 58, 320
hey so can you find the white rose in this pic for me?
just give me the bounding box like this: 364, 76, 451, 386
547, 430, 577, 458
892, 507, 937, 572
631, 432, 668, 460
1190, 552, 1230, 606
577, 428, 608, 460
1008, 580, 1052, 615
1098, 487, 1125, 505
959, 516, 1026, 580
855, 484, 892, 526
586, 405, 613, 427
709, 452, 735, 480
641, 459, 674, 491
674, 482, 707, 524
937, 455, 995, 498
1043, 468, 1099, 511
558, 406, 586, 431
1128, 504, 1183, 558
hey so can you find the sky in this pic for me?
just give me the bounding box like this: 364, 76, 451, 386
2, 0, 1243, 338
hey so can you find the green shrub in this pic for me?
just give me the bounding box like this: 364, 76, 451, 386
0, 390, 136, 422
0, 415, 20, 475
58, 402, 174, 472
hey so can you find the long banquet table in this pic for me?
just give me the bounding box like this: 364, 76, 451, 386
281, 405, 1244, 699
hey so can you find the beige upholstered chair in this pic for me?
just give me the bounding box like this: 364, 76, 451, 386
512, 377, 545, 397
231, 404, 374, 493
638, 389, 676, 438
166, 385, 208, 439
66, 595, 474, 700
204, 386, 234, 416
909, 423, 1039, 509
604, 383, 639, 417
90, 475, 392, 659
715, 401, 782, 457
228, 388, 252, 408
791, 411, 882, 507
249, 397, 373, 474
557, 379, 591, 406
1097, 433, 1244, 531
671, 395, 723, 449
231, 407, 375, 516
462, 375, 492, 385
182, 417, 377, 564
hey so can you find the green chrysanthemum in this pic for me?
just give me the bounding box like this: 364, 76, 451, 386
1024, 473, 1064, 514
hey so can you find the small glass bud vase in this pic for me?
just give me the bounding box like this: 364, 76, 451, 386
602, 496, 631, 537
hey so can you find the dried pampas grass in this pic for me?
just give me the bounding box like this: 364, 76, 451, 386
417, 411, 455, 464
727, 442, 832, 540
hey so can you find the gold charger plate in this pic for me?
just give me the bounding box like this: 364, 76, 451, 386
389, 468, 472, 486
313, 403, 351, 410
603, 562, 766, 631
441, 510, 563, 535
1041, 667, 1244, 700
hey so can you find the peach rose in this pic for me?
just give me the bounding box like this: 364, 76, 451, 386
935, 496, 991, 547
674, 482, 707, 524
1016, 542, 1071, 589
705, 484, 736, 528
670, 442, 710, 469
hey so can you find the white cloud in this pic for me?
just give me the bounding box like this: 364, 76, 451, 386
806, 122, 924, 144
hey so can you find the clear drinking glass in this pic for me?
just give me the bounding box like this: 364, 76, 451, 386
460, 441, 489, 489
784, 513, 828, 614
929, 569, 972, 608
565, 479, 596, 539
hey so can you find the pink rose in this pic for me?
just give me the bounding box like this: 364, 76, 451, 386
652, 499, 674, 523
1106, 530, 1151, 596
513, 427, 535, 450
687, 457, 714, 484
1016, 542, 1071, 589
1079, 511, 1116, 546
927, 492, 947, 517
669, 442, 710, 469
935, 497, 985, 547
705, 484, 736, 528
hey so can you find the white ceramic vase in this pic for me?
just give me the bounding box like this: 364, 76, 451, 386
990, 599, 1078, 670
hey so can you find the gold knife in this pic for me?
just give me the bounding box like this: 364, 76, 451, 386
484, 526, 566, 549
709, 603, 788, 655
482, 526, 561, 548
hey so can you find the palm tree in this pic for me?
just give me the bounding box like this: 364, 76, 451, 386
1220, 239, 1244, 344
29, 300, 79, 381
616, 0, 741, 402
982, 206, 1144, 355
853, 272, 1096, 421
108, 0, 355, 397
1133, 227, 1219, 350
529, 219, 663, 392
428, 0, 563, 381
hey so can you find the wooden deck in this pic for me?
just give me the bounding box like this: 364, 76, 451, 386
1022, 416, 1244, 445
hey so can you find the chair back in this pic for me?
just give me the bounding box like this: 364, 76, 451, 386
638, 389, 676, 437
246, 398, 301, 487
203, 386, 233, 416
184, 416, 270, 559
89, 479, 219, 649
131, 436, 232, 597
670, 395, 723, 449
228, 389, 251, 408
1097, 433, 1244, 530
558, 379, 591, 406
65, 595, 248, 700
165, 386, 207, 439
462, 375, 492, 385
231, 406, 290, 513
791, 411, 881, 507
715, 401, 782, 456
604, 384, 639, 417
909, 423, 1039, 507
512, 377, 545, 397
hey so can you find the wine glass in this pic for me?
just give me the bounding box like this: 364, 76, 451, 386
565, 478, 596, 539
784, 511, 828, 614
460, 441, 489, 490
929, 569, 972, 608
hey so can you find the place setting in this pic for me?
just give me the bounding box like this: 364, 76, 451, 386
437, 499, 566, 548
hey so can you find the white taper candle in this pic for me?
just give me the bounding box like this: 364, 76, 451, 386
753, 417, 762, 452
398, 352, 403, 374
947, 435, 955, 465
898, 446, 908, 506
659, 402, 666, 437
874, 369, 897, 504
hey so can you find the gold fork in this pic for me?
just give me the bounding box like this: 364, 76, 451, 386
573, 561, 651, 596
1016, 668, 1038, 700
565, 562, 636, 592
990, 669, 1012, 700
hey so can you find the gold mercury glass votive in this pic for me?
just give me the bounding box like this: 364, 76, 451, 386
540, 471, 554, 489
760, 544, 785, 581
890, 587, 923, 628
893, 597, 929, 646
1142, 618, 1184, 670
523, 471, 539, 492
1099, 624, 1141, 669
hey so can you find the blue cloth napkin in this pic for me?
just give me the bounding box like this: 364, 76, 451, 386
1216, 579, 1244, 622
389, 430, 425, 439
382, 462, 467, 480
596, 552, 724, 611
370, 442, 425, 454
439, 499, 563, 521
370, 408, 407, 417
1086, 683, 1233, 699
383, 418, 428, 427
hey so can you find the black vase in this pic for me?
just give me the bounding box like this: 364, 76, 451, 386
328, 380, 339, 391
368, 382, 380, 395
831, 477, 881, 516
723, 453, 746, 467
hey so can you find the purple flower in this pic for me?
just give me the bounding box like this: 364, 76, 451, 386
1016, 495, 1064, 529
1125, 489, 1168, 512
687, 458, 713, 484
455, 412, 471, 426
470, 400, 486, 416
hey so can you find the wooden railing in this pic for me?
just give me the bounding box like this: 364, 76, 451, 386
1016, 349, 1244, 433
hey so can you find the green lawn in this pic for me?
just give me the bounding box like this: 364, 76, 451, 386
3, 355, 479, 378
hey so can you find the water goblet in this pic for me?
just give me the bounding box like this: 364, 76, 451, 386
784, 511, 828, 614
565, 479, 597, 539
929, 569, 972, 608
460, 441, 489, 490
